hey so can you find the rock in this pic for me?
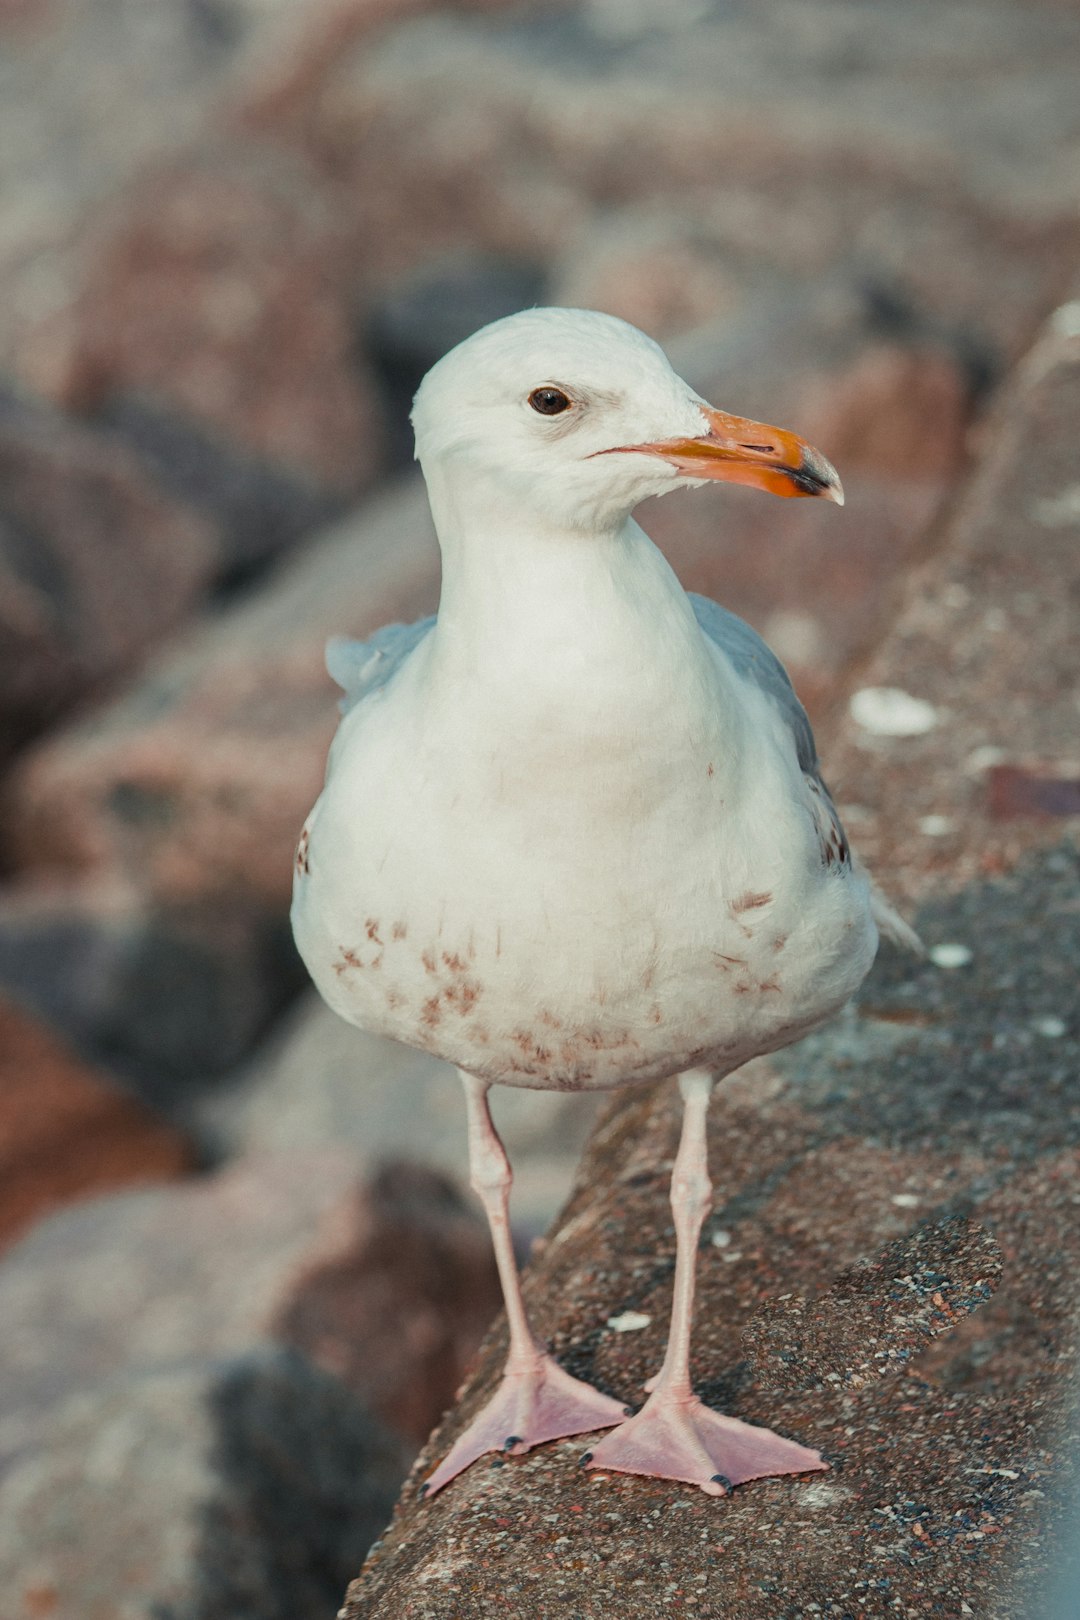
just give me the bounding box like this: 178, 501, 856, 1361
304, 0, 1080, 361
0, 994, 190, 1252
0, 1149, 357, 1468
0, 882, 306, 1095
197, 991, 601, 1237
0, 1140, 504, 1460
0, 477, 439, 1086
366, 253, 546, 465
0, 1348, 408, 1620
275, 1159, 502, 1447
1, 480, 438, 909
24, 138, 386, 495
822, 294, 1080, 903
0, 383, 215, 759
550, 207, 757, 342
0, 0, 301, 373
93, 392, 347, 579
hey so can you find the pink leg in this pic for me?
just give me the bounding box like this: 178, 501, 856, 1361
585, 1069, 826, 1496
422, 1072, 626, 1498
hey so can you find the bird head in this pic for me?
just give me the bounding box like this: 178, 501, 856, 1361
411, 307, 843, 534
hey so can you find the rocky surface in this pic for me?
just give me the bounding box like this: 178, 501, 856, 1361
0, 1143, 505, 1465
0, 1347, 408, 1620
1, 481, 438, 907
0, 384, 216, 760
337, 303, 1080, 1616
0, 482, 438, 1082
0, 3, 1077, 1615
32, 136, 387, 494
0, 880, 307, 1095
295, 0, 1080, 353
0, 995, 190, 1251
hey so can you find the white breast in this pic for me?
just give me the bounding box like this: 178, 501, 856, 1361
292, 620, 876, 1092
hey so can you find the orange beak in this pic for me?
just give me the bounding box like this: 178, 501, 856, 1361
597, 405, 844, 504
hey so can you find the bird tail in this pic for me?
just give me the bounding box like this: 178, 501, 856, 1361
869, 876, 924, 955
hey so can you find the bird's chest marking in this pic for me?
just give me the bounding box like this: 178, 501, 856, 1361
334, 924, 487, 1031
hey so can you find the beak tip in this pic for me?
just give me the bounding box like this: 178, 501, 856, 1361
829, 478, 845, 508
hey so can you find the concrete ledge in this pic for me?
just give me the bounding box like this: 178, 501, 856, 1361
339, 305, 1080, 1616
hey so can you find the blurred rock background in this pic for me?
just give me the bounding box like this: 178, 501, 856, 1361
0, 0, 1077, 1615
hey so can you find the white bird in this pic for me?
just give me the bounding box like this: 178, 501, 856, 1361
292, 307, 915, 1499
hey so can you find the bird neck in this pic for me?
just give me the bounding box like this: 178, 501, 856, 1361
424, 467, 706, 692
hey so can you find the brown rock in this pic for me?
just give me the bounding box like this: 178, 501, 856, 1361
23, 139, 385, 494
0, 1144, 498, 1471
0, 479, 439, 910
0, 384, 215, 759
0, 0, 301, 372
0, 1148, 362, 1454
550, 207, 750, 342
0, 994, 190, 1252
277, 1160, 501, 1446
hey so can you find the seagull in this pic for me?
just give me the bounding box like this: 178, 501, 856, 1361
291, 307, 917, 1499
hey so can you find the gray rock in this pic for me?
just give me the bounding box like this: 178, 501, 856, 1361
0, 1348, 407, 1620
0, 383, 216, 760
0, 1148, 360, 1472
0, 883, 306, 1100
367, 253, 546, 465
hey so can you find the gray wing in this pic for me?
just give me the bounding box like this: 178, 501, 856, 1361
325, 616, 435, 715
689, 593, 850, 871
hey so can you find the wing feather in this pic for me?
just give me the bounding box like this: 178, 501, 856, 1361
325, 616, 435, 714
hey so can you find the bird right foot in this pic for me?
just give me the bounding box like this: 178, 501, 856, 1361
421, 1350, 627, 1498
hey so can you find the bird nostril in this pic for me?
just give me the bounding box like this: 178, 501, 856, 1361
739, 442, 775, 454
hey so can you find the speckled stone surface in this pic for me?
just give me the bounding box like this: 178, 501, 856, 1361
338, 309, 1080, 1617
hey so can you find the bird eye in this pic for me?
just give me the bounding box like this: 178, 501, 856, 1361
528, 386, 571, 416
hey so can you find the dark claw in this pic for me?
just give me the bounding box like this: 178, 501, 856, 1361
417, 1482, 428, 1498
580, 1452, 594, 1466
503, 1434, 523, 1451
622, 1405, 634, 1417
711, 1473, 732, 1492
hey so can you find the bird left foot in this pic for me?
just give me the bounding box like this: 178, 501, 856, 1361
422, 1350, 627, 1498
583, 1389, 825, 1496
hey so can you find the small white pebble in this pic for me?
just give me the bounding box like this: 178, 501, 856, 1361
850, 686, 940, 738
918, 814, 954, 837
606, 1310, 652, 1332
1032, 1016, 1067, 1039
711, 1229, 732, 1248
1032, 485, 1080, 528
762, 609, 823, 665
1050, 300, 1080, 339
721, 1250, 743, 1264
891, 1193, 920, 1208
964, 744, 1007, 774
930, 942, 973, 969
